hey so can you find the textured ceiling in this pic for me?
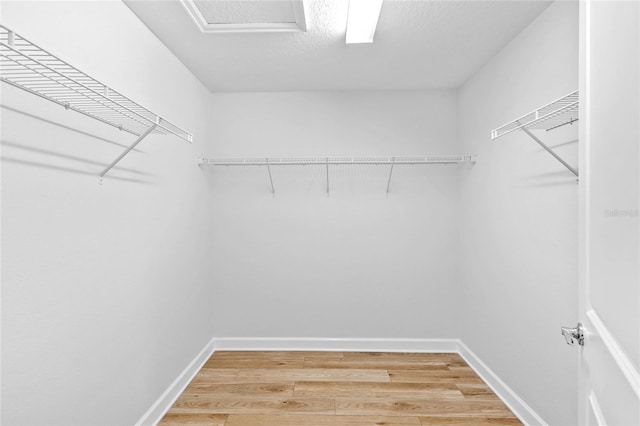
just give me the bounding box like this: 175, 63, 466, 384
124, 0, 552, 92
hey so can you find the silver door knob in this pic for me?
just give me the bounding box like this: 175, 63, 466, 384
561, 323, 584, 346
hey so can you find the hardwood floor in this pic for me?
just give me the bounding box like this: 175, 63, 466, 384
159, 351, 522, 426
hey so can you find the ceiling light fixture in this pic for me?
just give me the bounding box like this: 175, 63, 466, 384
345, 0, 383, 44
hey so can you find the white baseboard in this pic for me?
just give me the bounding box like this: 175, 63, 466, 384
458, 341, 548, 426
136, 337, 546, 426
212, 337, 459, 353
135, 336, 216, 426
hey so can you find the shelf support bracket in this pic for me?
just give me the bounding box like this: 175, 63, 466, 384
518, 121, 579, 177
386, 157, 395, 196
326, 157, 330, 196
99, 123, 157, 181
266, 158, 275, 196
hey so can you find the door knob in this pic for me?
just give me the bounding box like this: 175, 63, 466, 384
561, 323, 584, 346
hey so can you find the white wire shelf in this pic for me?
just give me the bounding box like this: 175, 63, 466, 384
198, 155, 475, 166
198, 155, 476, 195
0, 25, 193, 180
491, 91, 579, 140
490, 91, 579, 177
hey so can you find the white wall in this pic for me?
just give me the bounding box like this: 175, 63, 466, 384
457, 2, 579, 425
1, 2, 214, 425
207, 91, 465, 340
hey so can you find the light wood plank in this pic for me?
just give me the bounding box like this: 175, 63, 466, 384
210, 351, 344, 359
419, 416, 522, 425
171, 395, 335, 414
204, 353, 305, 369
187, 368, 238, 384
237, 368, 391, 383
158, 413, 227, 425
303, 357, 449, 371
445, 360, 471, 368
336, 398, 514, 417
225, 414, 422, 425
294, 381, 462, 399
388, 369, 483, 384
342, 352, 464, 362
447, 366, 476, 372
204, 358, 305, 369
204, 350, 344, 369
455, 384, 500, 400
183, 382, 294, 396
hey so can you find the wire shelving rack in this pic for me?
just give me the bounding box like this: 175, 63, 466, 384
491, 91, 579, 177
0, 25, 193, 181
198, 155, 476, 195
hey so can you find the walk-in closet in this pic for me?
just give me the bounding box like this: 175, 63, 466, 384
1, 1, 638, 425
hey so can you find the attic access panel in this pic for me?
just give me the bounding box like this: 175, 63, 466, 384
182, 0, 307, 33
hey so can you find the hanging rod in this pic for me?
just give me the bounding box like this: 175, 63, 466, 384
198, 155, 476, 196
491, 90, 579, 177
0, 25, 193, 180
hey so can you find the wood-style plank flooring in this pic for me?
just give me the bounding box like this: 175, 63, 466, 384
160, 351, 523, 426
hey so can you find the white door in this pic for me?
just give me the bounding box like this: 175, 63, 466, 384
578, 1, 640, 425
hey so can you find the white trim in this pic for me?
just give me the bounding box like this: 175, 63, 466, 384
135, 336, 216, 426
586, 309, 640, 399
181, 0, 207, 29
212, 337, 459, 353
588, 391, 607, 425
181, 0, 307, 34
578, 2, 591, 424
292, 0, 307, 32
458, 341, 548, 426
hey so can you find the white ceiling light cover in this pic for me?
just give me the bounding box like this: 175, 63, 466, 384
346, 0, 384, 44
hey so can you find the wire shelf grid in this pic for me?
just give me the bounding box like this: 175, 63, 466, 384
199, 155, 475, 166
198, 155, 475, 195
491, 91, 579, 140
0, 25, 192, 143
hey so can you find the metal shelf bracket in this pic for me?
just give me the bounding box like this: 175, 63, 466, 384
99, 123, 158, 183
326, 157, 330, 196
386, 156, 396, 196
520, 122, 578, 177
266, 157, 275, 196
